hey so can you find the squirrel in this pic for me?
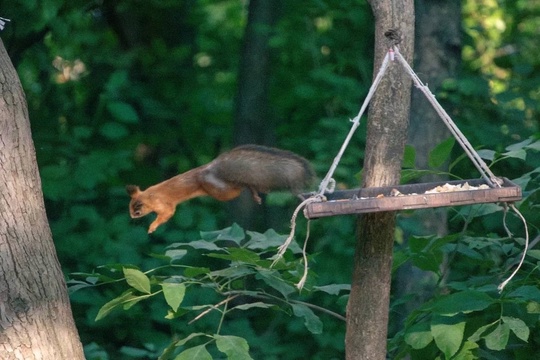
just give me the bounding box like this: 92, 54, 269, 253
126, 144, 315, 233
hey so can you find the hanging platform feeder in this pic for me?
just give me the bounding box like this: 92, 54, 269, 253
303, 178, 521, 219
301, 45, 522, 220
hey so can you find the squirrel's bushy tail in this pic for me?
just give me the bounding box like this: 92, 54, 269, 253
210, 145, 314, 194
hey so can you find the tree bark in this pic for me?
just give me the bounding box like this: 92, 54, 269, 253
0, 38, 85, 359
345, 1, 414, 359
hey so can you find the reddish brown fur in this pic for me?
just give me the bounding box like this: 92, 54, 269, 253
127, 145, 314, 233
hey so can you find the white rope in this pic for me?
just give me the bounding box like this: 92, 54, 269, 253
498, 203, 529, 292
392, 46, 502, 188
272, 197, 320, 266
296, 220, 312, 290
317, 49, 393, 195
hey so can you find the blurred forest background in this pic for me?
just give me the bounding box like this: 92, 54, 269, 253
1, 0, 540, 359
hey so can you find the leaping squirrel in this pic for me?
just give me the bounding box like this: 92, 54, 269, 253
126, 144, 315, 233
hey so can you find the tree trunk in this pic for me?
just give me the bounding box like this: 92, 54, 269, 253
393, 0, 461, 328
345, 1, 414, 359
407, 0, 460, 235
231, 0, 277, 229
0, 38, 84, 359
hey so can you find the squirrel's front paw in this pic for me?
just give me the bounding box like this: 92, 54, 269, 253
148, 223, 159, 234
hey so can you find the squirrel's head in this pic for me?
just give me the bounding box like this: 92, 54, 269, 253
126, 185, 153, 218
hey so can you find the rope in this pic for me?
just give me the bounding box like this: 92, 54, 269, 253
296, 219, 312, 290
498, 203, 529, 292
392, 46, 502, 188
272, 197, 320, 267
272, 49, 394, 288
274, 46, 527, 291
317, 49, 392, 195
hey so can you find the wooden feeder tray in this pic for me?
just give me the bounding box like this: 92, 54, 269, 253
303, 178, 521, 219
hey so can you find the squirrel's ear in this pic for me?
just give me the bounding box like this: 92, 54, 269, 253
126, 185, 141, 197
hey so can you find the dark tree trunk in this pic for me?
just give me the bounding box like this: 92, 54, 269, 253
345, 1, 414, 359
393, 0, 461, 327
0, 38, 85, 359
407, 0, 461, 235
231, 0, 278, 229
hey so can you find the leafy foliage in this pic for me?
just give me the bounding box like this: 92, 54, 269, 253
390, 140, 540, 359
70, 225, 348, 359
3, 0, 540, 358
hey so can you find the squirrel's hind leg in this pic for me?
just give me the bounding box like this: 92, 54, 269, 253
248, 187, 262, 204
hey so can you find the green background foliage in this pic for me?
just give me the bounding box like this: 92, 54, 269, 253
2, 0, 540, 358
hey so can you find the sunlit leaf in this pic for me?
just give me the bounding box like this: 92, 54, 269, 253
162, 282, 186, 312
431, 315, 465, 359
502, 316, 529, 342
404, 321, 433, 349
95, 290, 137, 321
174, 344, 212, 360
215, 335, 252, 360
484, 323, 509, 351
124, 268, 151, 294
477, 149, 496, 161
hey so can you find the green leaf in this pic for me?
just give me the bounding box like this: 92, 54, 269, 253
403, 144, 416, 168
207, 248, 260, 264
477, 149, 496, 161
199, 223, 245, 245
502, 316, 529, 342
245, 229, 301, 253
468, 322, 497, 343
484, 323, 510, 351
428, 137, 455, 168
232, 302, 275, 311
505, 138, 532, 152
256, 269, 296, 297
210, 265, 255, 279
173, 240, 222, 251
214, 335, 252, 360
174, 344, 212, 360
291, 303, 323, 334
95, 290, 137, 321
526, 301, 540, 314
107, 101, 139, 123
124, 268, 151, 294
164, 249, 188, 262
313, 284, 351, 295
428, 291, 494, 316
404, 321, 433, 349
431, 315, 465, 359
502, 148, 527, 161
99, 122, 129, 140
509, 285, 540, 302
162, 283, 186, 312
174, 333, 208, 347
183, 267, 211, 278
525, 139, 540, 151
452, 340, 479, 360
